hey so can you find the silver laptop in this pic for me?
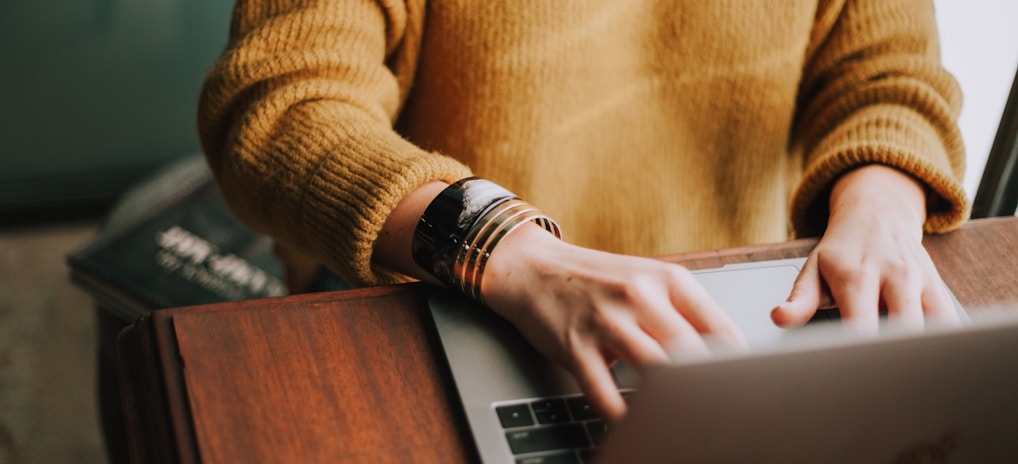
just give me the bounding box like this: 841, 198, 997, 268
428, 258, 1018, 463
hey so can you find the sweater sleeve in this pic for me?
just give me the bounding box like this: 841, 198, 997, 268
790, 0, 970, 237
198, 0, 472, 286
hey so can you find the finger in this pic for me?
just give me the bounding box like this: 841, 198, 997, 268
879, 271, 924, 333
771, 254, 824, 327
568, 346, 627, 422
602, 320, 674, 369
829, 270, 881, 335
663, 268, 745, 348
620, 271, 704, 344
619, 298, 713, 362
637, 304, 712, 355
602, 268, 720, 360
921, 277, 962, 327
655, 317, 713, 363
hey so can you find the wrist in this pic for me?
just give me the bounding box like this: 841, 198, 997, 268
829, 165, 927, 227
373, 181, 450, 284
478, 222, 583, 324
411, 177, 561, 301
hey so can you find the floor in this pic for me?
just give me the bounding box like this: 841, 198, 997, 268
0, 218, 108, 464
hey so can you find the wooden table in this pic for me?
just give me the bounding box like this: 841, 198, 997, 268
116, 217, 1018, 463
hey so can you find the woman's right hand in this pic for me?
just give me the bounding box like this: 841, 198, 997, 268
480, 223, 745, 422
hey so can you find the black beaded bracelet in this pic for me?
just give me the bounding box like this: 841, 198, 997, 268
412, 177, 561, 301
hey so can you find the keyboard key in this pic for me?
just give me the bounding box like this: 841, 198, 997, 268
585, 420, 608, 446
516, 451, 581, 464
497, 404, 535, 428
565, 396, 598, 421
531, 398, 570, 424
506, 424, 590, 454
578, 448, 599, 464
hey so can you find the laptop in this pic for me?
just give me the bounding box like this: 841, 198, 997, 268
427, 257, 1018, 463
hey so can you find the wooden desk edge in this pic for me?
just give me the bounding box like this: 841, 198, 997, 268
117, 313, 199, 463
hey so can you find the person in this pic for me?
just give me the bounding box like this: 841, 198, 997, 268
197, 0, 969, 422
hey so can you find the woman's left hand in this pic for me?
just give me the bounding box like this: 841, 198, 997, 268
771, 164, 960, 332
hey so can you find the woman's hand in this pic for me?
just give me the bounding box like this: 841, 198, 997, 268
772, 165, 960, 332
481, 224, 745, 422
373, 180, 742, 422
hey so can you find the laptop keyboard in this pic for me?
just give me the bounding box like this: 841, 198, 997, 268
491, 312, 831, 464
495, 391, 634, 464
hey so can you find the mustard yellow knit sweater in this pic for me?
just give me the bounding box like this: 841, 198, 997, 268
198, 0, 969, 287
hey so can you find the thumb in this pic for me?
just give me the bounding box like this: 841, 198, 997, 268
771, 255, 826, 327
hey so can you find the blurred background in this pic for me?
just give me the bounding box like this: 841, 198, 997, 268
0, 1, 1016, 463
0, 1, 232, 463
0, 1, 232, 219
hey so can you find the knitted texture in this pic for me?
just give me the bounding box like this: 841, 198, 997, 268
198, 0, 969, 287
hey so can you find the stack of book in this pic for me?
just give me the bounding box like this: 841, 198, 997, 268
67, 157, 286, 321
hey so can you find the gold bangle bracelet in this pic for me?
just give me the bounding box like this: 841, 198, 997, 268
471, 209, 559, 303
460, 202, 539, 300
454, 200, 560, 302
455, 199, 531, 297
412, 177, 561, 303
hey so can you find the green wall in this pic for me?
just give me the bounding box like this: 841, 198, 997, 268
0, 0, 233, 212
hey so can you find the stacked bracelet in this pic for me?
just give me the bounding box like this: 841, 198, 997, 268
412, 177, 561, 302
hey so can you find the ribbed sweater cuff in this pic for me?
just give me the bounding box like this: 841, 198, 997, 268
280, 123, 473, 286
791, 104, 971, 237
